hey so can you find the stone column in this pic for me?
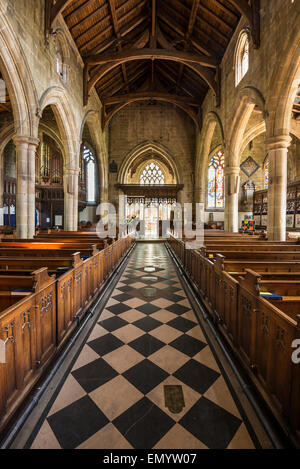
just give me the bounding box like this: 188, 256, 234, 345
266, 135, 292, 241
72, 168, 79, 231
13, 136, 39, 239
0, 152, 3, 226
224, 166, 240, 233
27, 138, 39, 238
193, 185, 205, 224
64, 168, 79, 231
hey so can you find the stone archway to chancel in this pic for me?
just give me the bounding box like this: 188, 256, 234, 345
118, 141, 182, 186
117, 141, 183, 239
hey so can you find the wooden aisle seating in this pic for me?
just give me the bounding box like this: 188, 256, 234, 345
167, 234, 300, 446
0, 235, 134, 434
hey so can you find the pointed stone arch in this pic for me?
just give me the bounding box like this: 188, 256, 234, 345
80, 110, 109, 203
195, 111, 225, 205
266, 14, 300, 138
227, 86, 266, 168
118, 141, 182, 186
0, 3, 38, 137
39, 86, 79, 168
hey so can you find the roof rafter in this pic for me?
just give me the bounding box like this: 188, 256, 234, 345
45, 0, 74, 33
86, 48, 218, 68
108, 0, 129, 92
228, 0, 260, 48
103, 91, 201, 107
102, 94, 201, 130
176, 0, 200, 92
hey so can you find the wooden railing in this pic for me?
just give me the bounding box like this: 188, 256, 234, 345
0, 236, 134, 433
167, 235, 300, 445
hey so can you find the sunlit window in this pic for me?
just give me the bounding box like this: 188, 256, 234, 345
140, 163, 165, 185
82, 146, 96, 202
207, 151, 225, 209
235, 31, 249, 86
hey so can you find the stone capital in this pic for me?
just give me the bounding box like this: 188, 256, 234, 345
64, 166, 80, 176
224, 166, 240, 176
265, 135, 292, 152
13, 135, 40, 148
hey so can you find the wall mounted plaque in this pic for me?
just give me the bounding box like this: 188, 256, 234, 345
240, 156, 260, 177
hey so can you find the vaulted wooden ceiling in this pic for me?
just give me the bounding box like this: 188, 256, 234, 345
57, 0, 247, 128
0, 0, 256, 130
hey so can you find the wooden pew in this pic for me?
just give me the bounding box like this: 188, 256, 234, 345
166, 235, 300, 444
0, 243, 98, 257
202, 249, 300, 261
0, 268, 56, 431
237, 270, 300, 437
0, 235, 134, 433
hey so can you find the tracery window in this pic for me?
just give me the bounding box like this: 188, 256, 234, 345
81, 145, 96, 203
264, 160, 269, 189
235, 31, 249, 86
207, 151, 225, 209
140, 163, 165, 185
55, 40, 67, 82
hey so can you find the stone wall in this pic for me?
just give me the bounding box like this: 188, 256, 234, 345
108, 102, 196, 210
196, 0, 300, 230
0, 0, 109, 222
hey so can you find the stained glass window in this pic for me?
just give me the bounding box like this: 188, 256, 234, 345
264, 160, 269, 189
207, 151, 225, 209
140, 163, 165, 185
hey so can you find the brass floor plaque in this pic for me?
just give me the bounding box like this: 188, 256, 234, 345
141, 276, 158, 283
142, 287, 157, 298
144, 266, 156, 273
164, 385, 185, 414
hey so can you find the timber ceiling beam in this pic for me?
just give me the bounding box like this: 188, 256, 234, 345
102, 98, 201, 131
45, 0, 74, 33
150, 0, 157, 48
85, 55, 218, 105
156, 27, 220, 105
228, 0, 260, 48
85, 48, 218, 68
103, 92, 201, 107
84, 25, 220, 106
159, 12, 220, 58
177, 0, 200, 92
108, 0, 129, 92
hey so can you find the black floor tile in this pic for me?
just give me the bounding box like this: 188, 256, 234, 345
112, 293, 132, 302
163, 293, 186, 303
100, 316, 129, 331
129, 334, 165, 357
173, 360, 219, 394
169, 335, 207, 357
162, 286, 182, 293
179, 397, 242, 449
72, 358, 118, 393
136, 304, 160, 315
113, 397, 175, 449
123, 359, 168, 394
166, 304, 190, 315
167, 317, 196, 333
88, 334, 124, 357
48, 396, 109, 448
133, 316, 162, 332
106, 303, 131, 315
118, 286, 135, 293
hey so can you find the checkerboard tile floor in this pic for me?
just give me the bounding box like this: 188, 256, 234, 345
31, 243, 256, 450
